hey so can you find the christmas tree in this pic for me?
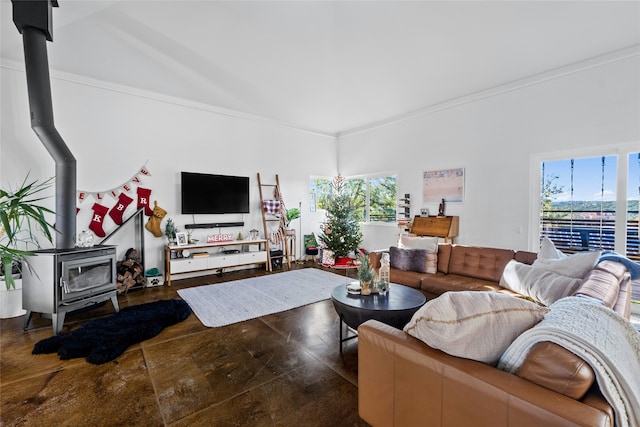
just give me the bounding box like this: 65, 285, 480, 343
319, 175, 362, 259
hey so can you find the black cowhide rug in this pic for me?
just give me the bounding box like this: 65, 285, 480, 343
33, 299, 191, 364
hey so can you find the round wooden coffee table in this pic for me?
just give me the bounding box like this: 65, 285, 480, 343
331, 283, 426, 351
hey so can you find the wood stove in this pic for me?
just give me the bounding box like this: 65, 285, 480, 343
22, 246, 119, 335
11, 1, 121, 335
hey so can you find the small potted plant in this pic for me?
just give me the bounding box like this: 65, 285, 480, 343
164, 218, 177, 244
357, 251, 374, 295
285, 208, 300, 236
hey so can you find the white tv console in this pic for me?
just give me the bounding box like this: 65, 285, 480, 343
164, 239, 268, 286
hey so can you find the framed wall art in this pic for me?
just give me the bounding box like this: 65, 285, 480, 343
422, 168, 465, 203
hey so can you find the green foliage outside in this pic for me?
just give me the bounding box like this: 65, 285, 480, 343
540, 174, 564, 216
311, 175, 397, 222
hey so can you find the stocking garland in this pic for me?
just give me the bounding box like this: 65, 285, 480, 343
76, 164, 155, 238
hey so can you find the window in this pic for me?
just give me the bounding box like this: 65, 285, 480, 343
310, 174, 398, 223
536, 148, 639, 308
540, 154, 638, 260
368, 176, 398, 223
309, 177, 333, 211
540, 155, 618, 253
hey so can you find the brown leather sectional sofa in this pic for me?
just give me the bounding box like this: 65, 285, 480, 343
361, 244, 630, 427
369, 243, 538, 300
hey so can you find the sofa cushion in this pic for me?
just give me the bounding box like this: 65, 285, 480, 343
437, 243, 452, 273
389, 268, 426, 289
499, 260, 583, 306
516, 341, 595, 400
448, 246, 515, 282
403, 291, 548, 365
420, 274, 498, 296
515, 250, 538, 265
575, 259, 631, 319
574, 260, 626, 308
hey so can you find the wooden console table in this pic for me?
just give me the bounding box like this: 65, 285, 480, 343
164, 239, 268, 286
409, 215, 459, 243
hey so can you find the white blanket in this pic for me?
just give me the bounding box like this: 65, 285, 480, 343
497, 296, 640, 427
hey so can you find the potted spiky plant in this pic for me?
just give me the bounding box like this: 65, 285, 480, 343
1, 175, 55, 317
285, 208, 300, 237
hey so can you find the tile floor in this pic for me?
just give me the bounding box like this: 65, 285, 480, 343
1, 263, 369, 426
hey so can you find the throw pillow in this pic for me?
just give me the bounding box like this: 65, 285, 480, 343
424, 252, 437, 274
398, 235, 439, 253
398, 235, 438, 274
389, 246, 429, 273
500, 260, 584, 306
532, 250, 601, 279
539, 237, 566, 260
404, 291, 548, 365
537, 237, 601, 278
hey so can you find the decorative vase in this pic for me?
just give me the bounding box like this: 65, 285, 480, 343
360, 280, 372, 296
77, 230, 94, 247
376, 280, 387, 296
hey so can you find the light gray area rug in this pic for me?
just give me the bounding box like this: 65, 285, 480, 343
177, 268, 347, 327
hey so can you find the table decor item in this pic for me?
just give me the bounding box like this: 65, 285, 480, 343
357, 252, 374, 295
378, 252, 390, 293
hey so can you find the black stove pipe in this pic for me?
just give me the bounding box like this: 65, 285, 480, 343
14, 1, 76, 249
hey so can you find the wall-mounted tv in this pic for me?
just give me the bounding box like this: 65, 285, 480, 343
181, 172, 250, 214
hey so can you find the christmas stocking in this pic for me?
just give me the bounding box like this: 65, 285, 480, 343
108, 193, 134, 225
137, 187, 153, 216
89, 203, 109, 238
145, 201, 167, 237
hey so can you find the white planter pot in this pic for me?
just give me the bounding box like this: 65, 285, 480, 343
0, 278, 26, 319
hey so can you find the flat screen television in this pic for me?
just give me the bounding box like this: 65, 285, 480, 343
181, 172, 250, 214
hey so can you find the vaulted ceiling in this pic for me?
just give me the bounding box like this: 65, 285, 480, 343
2, 1, 639, 136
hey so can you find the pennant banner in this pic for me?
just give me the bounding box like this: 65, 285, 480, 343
77, 164, 152, 204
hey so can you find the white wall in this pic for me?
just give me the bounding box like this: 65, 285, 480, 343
338, 55, 640, 252
1, 65, 337, 271
3, 52, 639, 272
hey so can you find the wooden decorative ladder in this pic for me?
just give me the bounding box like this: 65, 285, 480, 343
257, 173, 291, 271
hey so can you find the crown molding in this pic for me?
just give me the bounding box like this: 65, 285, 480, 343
3, 43, 639, 140
0, 58, 337, 139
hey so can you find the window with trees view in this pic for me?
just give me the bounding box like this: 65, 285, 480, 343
310, 175, 398, 223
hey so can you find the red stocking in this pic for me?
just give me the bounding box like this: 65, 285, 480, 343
108, 193, 133, 225
137, 187, 153, 216
89, 203, 109, 238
